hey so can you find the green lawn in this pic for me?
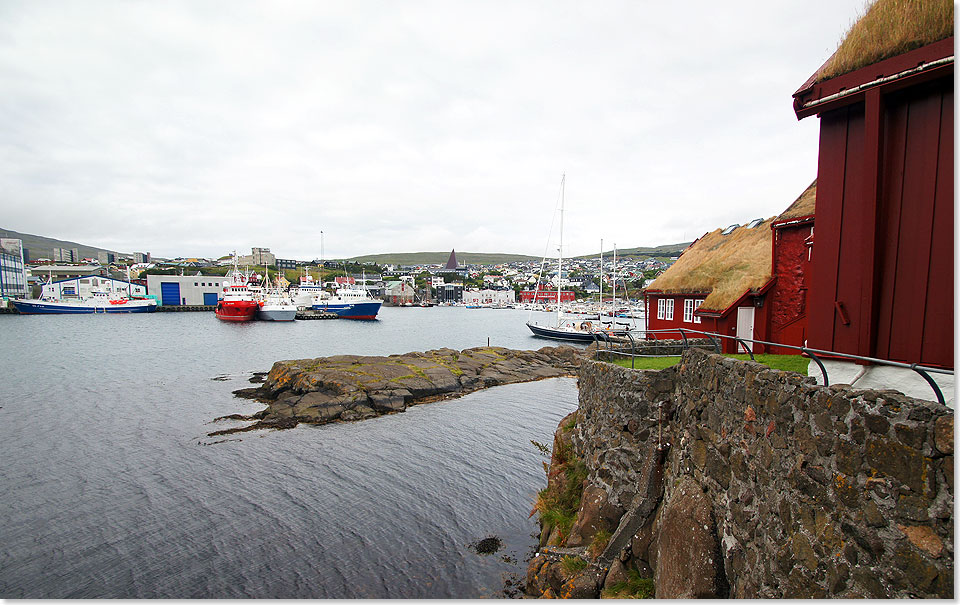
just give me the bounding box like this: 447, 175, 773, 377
609, 353, 808, 375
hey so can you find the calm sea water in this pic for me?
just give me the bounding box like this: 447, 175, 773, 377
0, 306, 581, 598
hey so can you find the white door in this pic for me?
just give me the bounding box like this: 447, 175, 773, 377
736, 307, 755, 353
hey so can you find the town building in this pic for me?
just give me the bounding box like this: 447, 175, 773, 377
133, 252, 151, 264
437, 283, 464, 303
53, 247, 79, 263
383, 281, 415, 306
463, 289, 515, 307
0, 238, 28, 299
519, 289, 575, 304
27, 264, 106, 281
145, 274, 228, 306
251, 247, 275, 266
276, 258, 297, 270
40, 275, 147, 300
644, 213, 774, 354
792, 3, 953, 402
97, 251, 116, 265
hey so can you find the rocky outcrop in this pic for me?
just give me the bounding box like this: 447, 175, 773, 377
211, 346, 580, 435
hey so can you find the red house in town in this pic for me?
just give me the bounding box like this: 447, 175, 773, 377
792, 8, 953, 372
519, 289, 575, 304
644, 183, 816, 354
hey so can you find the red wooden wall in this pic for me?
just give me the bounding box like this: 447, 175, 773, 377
807, 76, 954, 368
768, 221, 813, 353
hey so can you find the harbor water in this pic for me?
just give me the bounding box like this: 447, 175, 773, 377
0, 307, 581, 598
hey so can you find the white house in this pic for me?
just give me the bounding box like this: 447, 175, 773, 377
463, 289, 516, 307
42, 275, 147, 300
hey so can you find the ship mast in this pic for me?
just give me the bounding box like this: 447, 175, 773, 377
556, 173, 565, 326
599, 238, 603, 310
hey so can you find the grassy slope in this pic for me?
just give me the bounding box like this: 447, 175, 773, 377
610, 353, 809, 375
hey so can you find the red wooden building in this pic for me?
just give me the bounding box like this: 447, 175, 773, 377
767, 181, 816, 353
519, 289, 575, 304
793, 35, 953, 370
644, 215, 774, 354
644, 183, 816, 354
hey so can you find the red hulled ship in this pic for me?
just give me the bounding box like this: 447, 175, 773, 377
215, 254, 260, 322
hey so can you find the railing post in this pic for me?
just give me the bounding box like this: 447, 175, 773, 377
735, 337, 755, 360
803, 348, 829, 387
911, 365, 946, 406
625, 331, 637, 369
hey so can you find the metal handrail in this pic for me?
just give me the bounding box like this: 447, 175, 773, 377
592, 327, 953, 405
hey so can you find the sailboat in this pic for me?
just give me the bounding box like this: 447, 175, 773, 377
525, 175, 599, 343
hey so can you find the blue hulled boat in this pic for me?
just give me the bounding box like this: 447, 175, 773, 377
312, 287, 382, 320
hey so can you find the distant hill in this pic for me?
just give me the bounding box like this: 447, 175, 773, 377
0, 227, 122, 262
583, 242, 692, 259
1, 226, 691, 266
345, 251, 542, 266
348, 243, 691, 266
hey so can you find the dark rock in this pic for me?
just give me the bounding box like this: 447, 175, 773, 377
566, 484, 608, 547
368, 390, 408, 412
851, 567, 887, 598
864, 437, 928, 493
893, 542, 939, 592
934, 415, 953, 455
653, 477, 725, 598
560, 565, 604, 599
468, 535, 503, 555
894, 422, 926, 450
865, 413, 891, 434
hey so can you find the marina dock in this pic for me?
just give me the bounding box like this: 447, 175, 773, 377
295, 310, 339, 320
157, 305, 216, 312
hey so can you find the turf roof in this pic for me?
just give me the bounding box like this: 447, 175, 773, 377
647, 218, 773, 313
817, 0, 953, 82
775, 180, 816, 222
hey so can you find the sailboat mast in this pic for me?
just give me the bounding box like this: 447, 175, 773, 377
557, 174, 564, 326
599, 238, 603, 309
613, 244, 617, 307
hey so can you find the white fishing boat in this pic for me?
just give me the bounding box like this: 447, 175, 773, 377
12, 290, 158, 314
257, 272, 297, 321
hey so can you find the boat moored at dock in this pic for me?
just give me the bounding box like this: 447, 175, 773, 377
215, 254, 260, 322
312, 287, 382, 320
12, 291, 158, 314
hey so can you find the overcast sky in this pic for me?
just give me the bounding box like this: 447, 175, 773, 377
0, 0, 870, 261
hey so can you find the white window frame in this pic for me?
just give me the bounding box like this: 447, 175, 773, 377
693, 299, 704, 324
657, 298, 665, 320
664, 298, 674, 321
683, 298, 695, 323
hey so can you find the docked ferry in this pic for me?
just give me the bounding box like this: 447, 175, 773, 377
312, 287, 382, 320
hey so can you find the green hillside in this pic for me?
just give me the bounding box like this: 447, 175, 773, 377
0, 227, 121, 261
345, 251, 541, 266
585, 242, 692, 259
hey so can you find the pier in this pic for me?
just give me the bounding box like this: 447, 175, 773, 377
295, 310, 339, 320
157, 305, 216, 312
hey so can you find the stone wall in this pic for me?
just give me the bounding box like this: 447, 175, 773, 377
526, 348, 954, 598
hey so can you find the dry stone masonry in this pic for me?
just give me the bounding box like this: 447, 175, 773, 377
527, 347, 953, 598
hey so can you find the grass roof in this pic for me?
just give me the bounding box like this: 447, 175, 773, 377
818, 0, 954, 81
776, 180, 817, 222
647, 219, 773, 313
